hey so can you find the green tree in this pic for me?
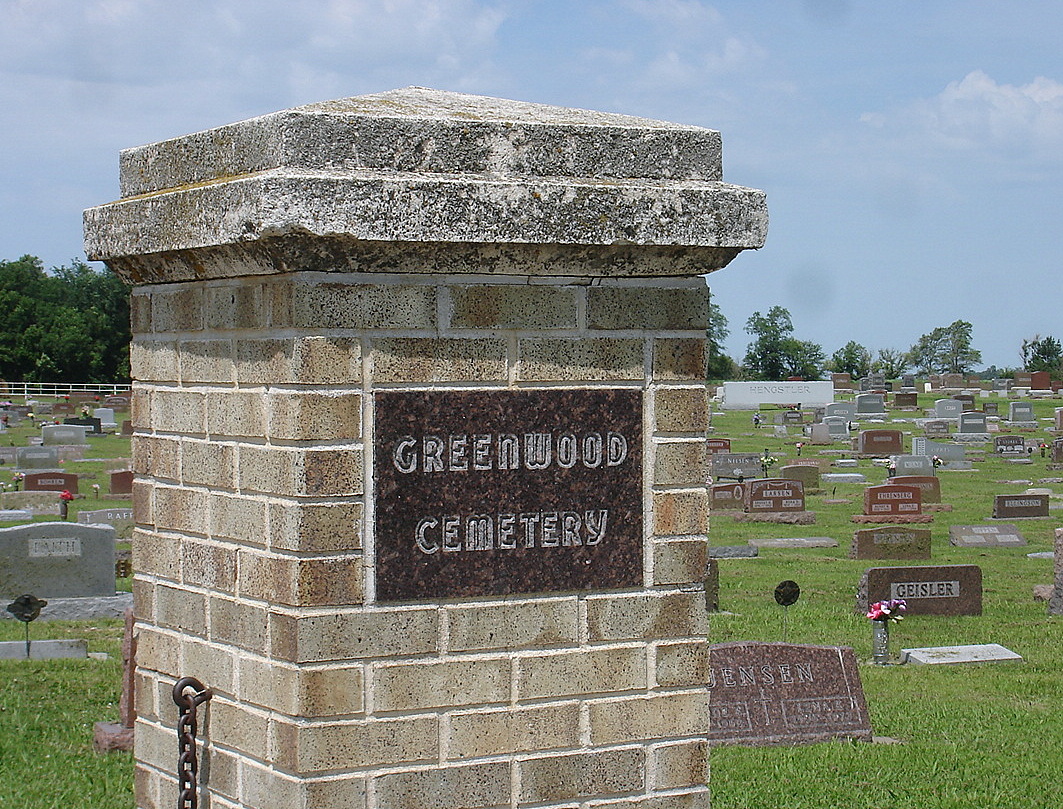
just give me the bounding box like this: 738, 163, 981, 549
906, 320, 981, 375
1020, 335, 1063, 374
743, 306, 824, 380
706, 295, 734, 380
873, 348, 909, 379
830, 341, 872, 377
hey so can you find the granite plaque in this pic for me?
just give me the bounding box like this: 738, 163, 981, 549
78, 508, 135, 531
949, 524, 1026, 547
708, 641, 872, 746
24, 472, 79, 495
711, 452, 763, 480
850, 526, 932, 560
0, 521, 116, 599
15, 446, 60, 470
374, 388, 643, 601
863, 484, 921, 516
994, 436, 1026, 455
857, 430, 903, 455
110, 470, 134, 495
64, 416, 102, 434
857, 564, 982, 616
893, 392, 918, 408
779, 464, 820, 491
711, 482, 746, 510
993, 494, 1049, 518
745, 479, 805, 513
982, 401, 999, 416
957, 411, 988, 434
923, 420, 950, 437
890, 455, 935, 476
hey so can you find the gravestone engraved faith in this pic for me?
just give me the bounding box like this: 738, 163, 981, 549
850, 526, 932, 560
949, 524, 1026, 547
993, 494, 1049, 518
857, 564, 982, 616
0, 522, 116, 599
85, 88, 766, 809
41, 424, 88, 446
15, 446, 60, 471
707, 641, 872, 746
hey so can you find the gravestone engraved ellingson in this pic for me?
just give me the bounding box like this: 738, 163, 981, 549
84, 88, 767, 808
857, 564, 982, 616
992, 494, 1049, 518
707, 641, 872, 746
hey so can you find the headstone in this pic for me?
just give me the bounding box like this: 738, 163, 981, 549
705, 438, 731, 455
120, 419, 134, 436
1030, 370, 1051, 390
957, 411, 988, 434
866, 372, 886, 390
854, 393, 885, 415
708, 545, 758, 558
890, 455, 934, 476
821, 472, 866, 484
0, 509, 32, 522
63, 416, 103, 434
831, 372, 853, 390
982, 401, 999, 416
52, 402, 75, 415
992, 494, 1049, 518
949, 524, 1026, 547
850, 526, 931, 560
707, 641, 872, 746
2, 491, 61, 516
863, 484, 921, 516
933, 399, 962, 419
41, 424, 89, 446
807, 423, 832, 444
824, 402, 855, 420
942, 373, 964, 389
109, 470, 134, 495
0, 522, 116, 598
78, 508, 135, 532
857, 429, 903, 455
891, 475, 941, 504
911, 437, 967, 467
822, 416, 850, 440
1053, 439, 1063, 464
857, 564, 982, 616
1050, 527, 1063, 615
92, 408, 118, 429
1056, 408, 1063, 431
901, 373, 916, 389
103, 395, 130, 409
779, 464, 820, 491
711, 482, 747, 510
952, 393, 976, 410
748, 537, 836, 548
84, 88, 768, 805
24, 472, 79, 495
705, 558, 719, 612
901, 644, 1023, 665
922, 420, 950, 437
711, 452, 763, 481
0, 447, 16, 464
15, 446, 60, 470
745, 479, 805, 513
893, 392, 918, 408
783, 409, 804, 424
994, 436, 1026, 455
1008, 401, 1036, 424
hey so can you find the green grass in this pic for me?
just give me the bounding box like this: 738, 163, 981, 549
708, 393, 1063, 808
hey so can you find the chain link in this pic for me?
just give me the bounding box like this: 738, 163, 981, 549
172, 676, 212, 809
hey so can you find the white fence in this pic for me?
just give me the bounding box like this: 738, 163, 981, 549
0, 382, 131, 399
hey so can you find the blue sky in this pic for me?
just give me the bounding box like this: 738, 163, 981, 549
2, 0, 1061, 369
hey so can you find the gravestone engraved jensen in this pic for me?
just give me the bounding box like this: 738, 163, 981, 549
374, 388, 642, 601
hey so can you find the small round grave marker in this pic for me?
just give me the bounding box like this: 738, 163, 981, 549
774, 580, 801, 607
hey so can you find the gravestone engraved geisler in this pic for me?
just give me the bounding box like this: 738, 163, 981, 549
375, 388, 643, 599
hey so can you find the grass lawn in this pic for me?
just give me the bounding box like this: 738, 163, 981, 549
1, 392, 1062, 807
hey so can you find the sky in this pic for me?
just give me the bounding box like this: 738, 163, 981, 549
2, 0, 1062, 371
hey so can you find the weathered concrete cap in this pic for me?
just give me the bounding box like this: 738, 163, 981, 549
84, 87, 767, 280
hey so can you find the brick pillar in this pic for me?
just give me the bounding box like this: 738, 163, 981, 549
86, 87, 766, 809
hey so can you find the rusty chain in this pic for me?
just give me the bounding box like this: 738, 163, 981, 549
172, 676, 212, 809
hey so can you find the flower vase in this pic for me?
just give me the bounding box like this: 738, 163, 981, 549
872, 620, 890, 664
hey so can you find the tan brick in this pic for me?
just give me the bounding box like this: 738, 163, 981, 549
588, 286, 708, 330
181, 637, 235, 694
153, 485, 209, 535
653, 339, 707, 381
156, 584, 206, 635
519, 338, 643, 381
239, 445, 363, 497
588, 791, 710, 809
151, 286, 204, 332
207, 390, 266, 437
150, 389, 206, 434
134, 670, 157, 722
181, 438, 237, 489
654, 440, 706, 486
268, 500, 363, 552
130, 529, 179, 580
131, 387, 151, 429
655, 641, 707, 689
129, 340, 178, 382
132, 480, 153, 526
371, 337, 507, 383
286, 281, 436, 329
449, 284, 577, 329
588, 692, 706, 745
652, 539, 707, 586
136, 626, 180, 675
235, 338, 293, 385
292, 336, 362, 385
132, 577, 154, 620
517, 646, 646, 700
654, 387, 709, 434
653, 490, 708, 536
586, 592, 706, 642
202, 747, 241, 803
240, 761, 305, 809
238, 656, 365, 717
208, 697, 269, 754
130, 292, 151, 333
238, 549, 364, 607
446, 597, 578, 652
268, 391, 361, 441
373, 762, 509, 809
448, 702, 579, 759
270, 608, 438, 663
182, 539, 237, 590
178, 339, 234, 383
518, 747, 645, 804
134, 717, 175, 774
205, 283, 266, 330
209, 596, 267, 652
132, 435, 180, 479
373, 658, 508, 712
653, 741, 708, 790
211, 494, 269, 545
271, 715, 437, 772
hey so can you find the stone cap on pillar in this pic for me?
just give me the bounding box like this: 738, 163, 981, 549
85, 87, 767, 283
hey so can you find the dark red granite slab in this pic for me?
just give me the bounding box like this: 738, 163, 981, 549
856, 564, 982, 616
374, 388, 643, 601
993, 494, 1049, 518
745, 479, 805, 513
708, 641, 872, 746
850, 526, 932, 560
863, 484, 921, 516
705, 438, 731, 455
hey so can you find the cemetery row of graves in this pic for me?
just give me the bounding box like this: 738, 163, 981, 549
707, 386, 1063, 807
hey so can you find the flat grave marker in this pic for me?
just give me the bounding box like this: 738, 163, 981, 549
949, 524, 1026, 547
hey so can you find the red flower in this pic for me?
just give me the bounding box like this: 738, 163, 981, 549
59, 490, 74, 501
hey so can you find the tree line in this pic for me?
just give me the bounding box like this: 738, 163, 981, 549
707, 301, 1062, 382
0, 256, 131, 383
